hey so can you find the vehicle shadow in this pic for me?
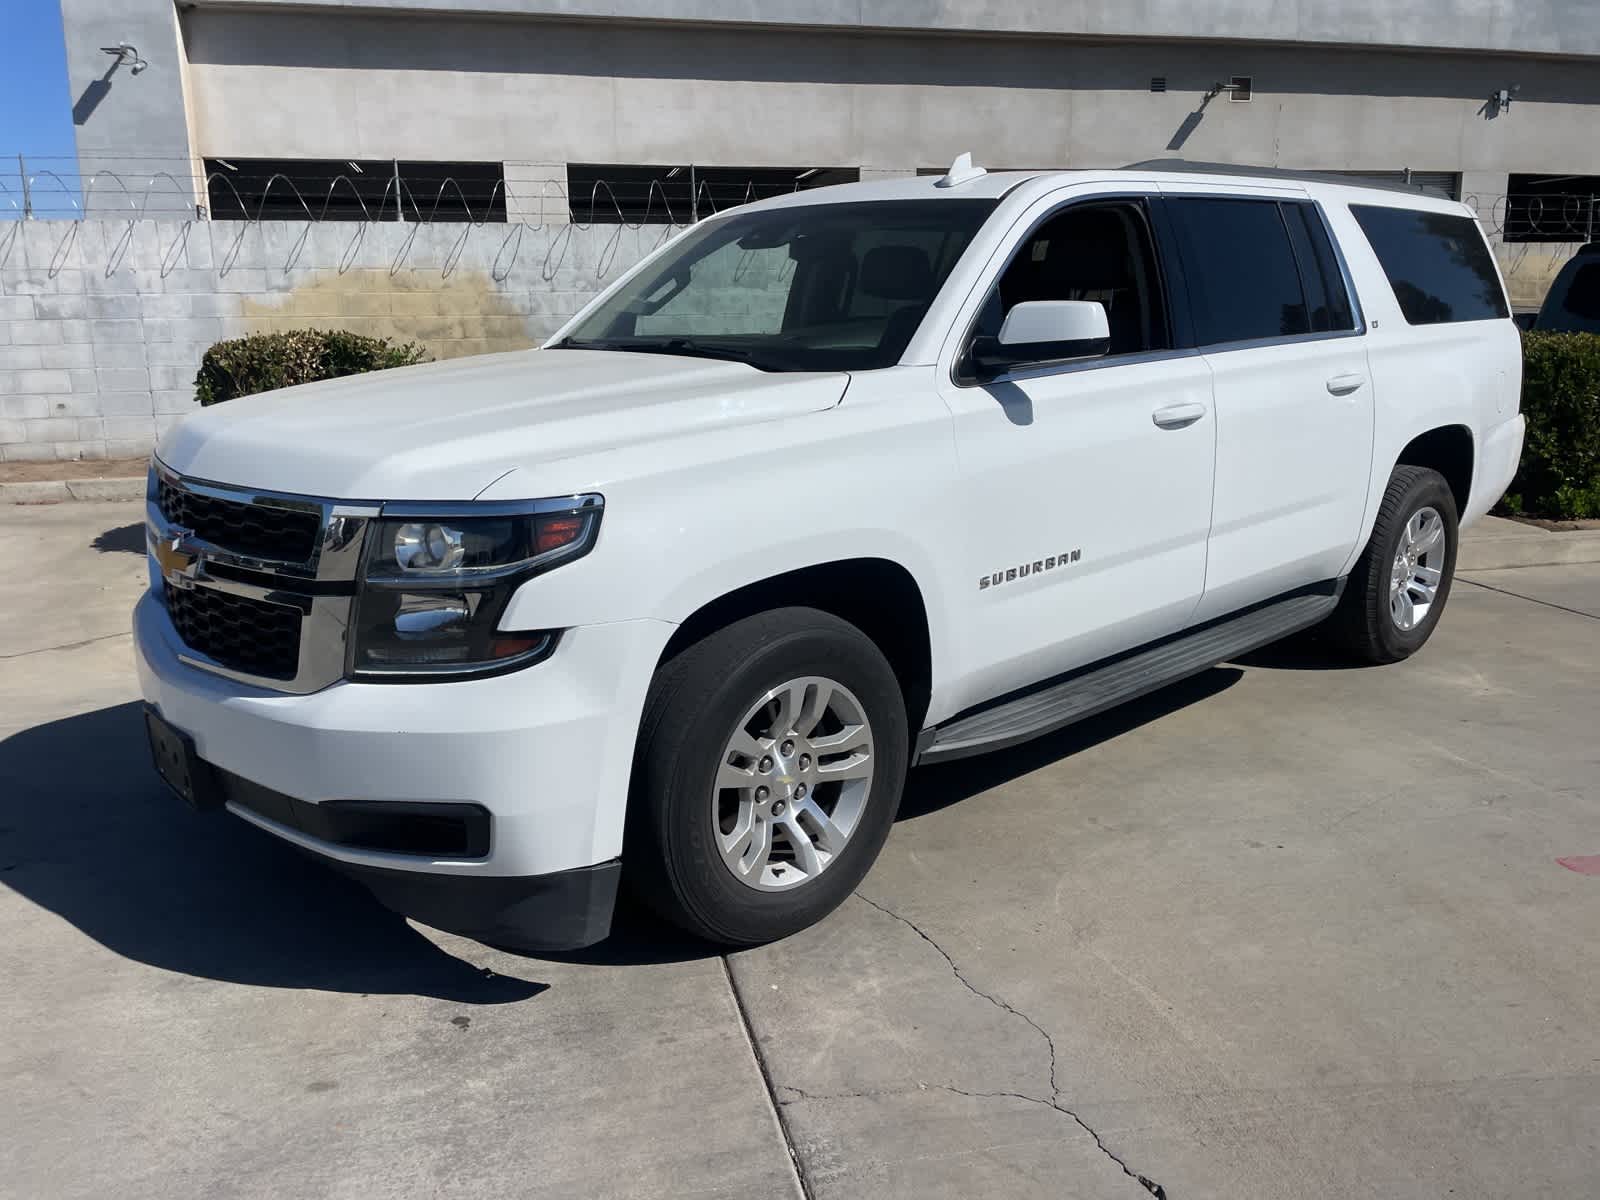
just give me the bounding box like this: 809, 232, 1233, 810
539, 666, 1246, 966
1232, 629, 1367, 672
0, 702, 546, 1003
14, 671, 1248, 974
91, 523, 146, 555
898, 665, 1244, 821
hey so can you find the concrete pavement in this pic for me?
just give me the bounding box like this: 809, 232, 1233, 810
3, 501, 1598, 1198
1456, 515, 1600, 571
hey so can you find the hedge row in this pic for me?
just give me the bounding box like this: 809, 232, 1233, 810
194, 329, 428, 406
1506, 332, 1600, 519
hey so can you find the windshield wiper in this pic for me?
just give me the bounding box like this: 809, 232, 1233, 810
553, 336, 780, 370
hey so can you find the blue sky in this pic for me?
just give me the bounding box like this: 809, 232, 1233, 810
1, 2, 76, 213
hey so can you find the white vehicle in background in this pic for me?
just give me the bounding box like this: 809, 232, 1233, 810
136, 157, 1523, 950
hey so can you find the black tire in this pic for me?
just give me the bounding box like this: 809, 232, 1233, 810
1327, 465, 1459, 664
626, 607, 908, 946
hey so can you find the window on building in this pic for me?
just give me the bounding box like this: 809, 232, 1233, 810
204, 159, 507, 222
972, 201, 1170, 357
1504, 174, 1600, 244
1166, 197, 1315, 344
1350, 205, 1509, 325
565, 165, 859, 224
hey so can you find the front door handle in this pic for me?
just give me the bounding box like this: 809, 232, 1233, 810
1152, 402, 1207, 430
1326, 372, 1366, 396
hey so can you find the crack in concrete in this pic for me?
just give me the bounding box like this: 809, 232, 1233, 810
0, 631, 130, 660
1460, 576, 1599, 622
779, 1080, 1061, 1109
853, 892, 1168, 1199
720, 956, 813, 1200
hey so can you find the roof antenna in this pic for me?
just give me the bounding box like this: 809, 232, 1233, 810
935, 152, 987, 189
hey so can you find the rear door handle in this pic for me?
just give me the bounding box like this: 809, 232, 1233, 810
1152, 402, 1207, 430
1326, 372, 1366, 396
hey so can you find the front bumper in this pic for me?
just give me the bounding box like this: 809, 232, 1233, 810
136, 591, 674, 943
324, 853, 621, 952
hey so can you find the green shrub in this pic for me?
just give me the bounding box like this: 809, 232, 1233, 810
1506, 332, 1600, 519
194, 329, 429, 406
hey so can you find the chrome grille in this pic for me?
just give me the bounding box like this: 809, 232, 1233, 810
148, 460, 380, 694
164, 583, 304, 681
156, 475, 320, 564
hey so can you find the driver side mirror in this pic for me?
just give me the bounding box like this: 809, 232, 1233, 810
967, 300, 1110, 381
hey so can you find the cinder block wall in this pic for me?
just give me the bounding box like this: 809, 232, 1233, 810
0, 219, 678, 462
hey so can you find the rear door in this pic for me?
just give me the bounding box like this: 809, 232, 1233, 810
1162, 191, 1374, 622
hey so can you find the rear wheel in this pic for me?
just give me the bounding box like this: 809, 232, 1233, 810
628, 608, 908, 946
1327, 465, 1459, 664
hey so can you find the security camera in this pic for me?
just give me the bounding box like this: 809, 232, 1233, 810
100, 43, 149, 75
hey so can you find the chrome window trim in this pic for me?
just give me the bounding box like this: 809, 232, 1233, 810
958, 345, 1203, 387
1191, 328, 1367, 355
1307, 199, 1369, 335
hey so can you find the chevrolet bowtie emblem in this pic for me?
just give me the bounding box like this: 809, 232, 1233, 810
154, 526, 204, 590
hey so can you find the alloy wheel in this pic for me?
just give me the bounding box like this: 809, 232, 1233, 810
1389, 505, 1446, 631
711, 676, 875, 891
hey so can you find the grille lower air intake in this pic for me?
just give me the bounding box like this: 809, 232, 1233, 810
157, 476, 320, 564
164, 583, 303, 680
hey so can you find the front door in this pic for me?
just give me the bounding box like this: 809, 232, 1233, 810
936, 194, 1217, 717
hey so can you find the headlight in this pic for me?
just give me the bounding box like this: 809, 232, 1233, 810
351, 497, 602, 680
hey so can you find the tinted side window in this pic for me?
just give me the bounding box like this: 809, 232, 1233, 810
1350, 205, 1509, 325
1282, 203, 1356, 332
1167, 198, 1310, 344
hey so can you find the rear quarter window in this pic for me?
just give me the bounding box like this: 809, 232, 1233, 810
1350, 205, 1509, 325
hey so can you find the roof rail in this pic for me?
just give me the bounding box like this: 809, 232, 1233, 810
1120, 159, 1451, 199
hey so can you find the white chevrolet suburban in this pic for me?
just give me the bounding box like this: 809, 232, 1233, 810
137, 159, 1525, 950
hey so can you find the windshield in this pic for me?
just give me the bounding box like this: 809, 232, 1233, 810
555, 200, 996, 372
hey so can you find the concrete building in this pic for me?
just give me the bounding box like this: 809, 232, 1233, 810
53, 1, 1600, 241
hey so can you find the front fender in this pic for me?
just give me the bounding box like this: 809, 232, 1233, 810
494, 391, 959, 690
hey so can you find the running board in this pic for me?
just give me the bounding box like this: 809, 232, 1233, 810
917, 583, 1343, 765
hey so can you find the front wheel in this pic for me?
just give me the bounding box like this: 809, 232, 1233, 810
627, 608, 908, 946
1327, 465, 1459, 664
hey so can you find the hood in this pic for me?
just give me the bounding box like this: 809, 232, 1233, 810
156, 349, 849, 499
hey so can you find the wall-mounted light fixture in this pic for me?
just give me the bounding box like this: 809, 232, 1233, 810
1492, 85, 1520, 115
100, 43, 148, 75
1207, 76, 1253, 102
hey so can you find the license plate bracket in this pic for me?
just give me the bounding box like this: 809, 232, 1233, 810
144, 706, 223, 811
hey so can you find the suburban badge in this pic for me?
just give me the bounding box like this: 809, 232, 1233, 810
979, 549, 1081, 590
